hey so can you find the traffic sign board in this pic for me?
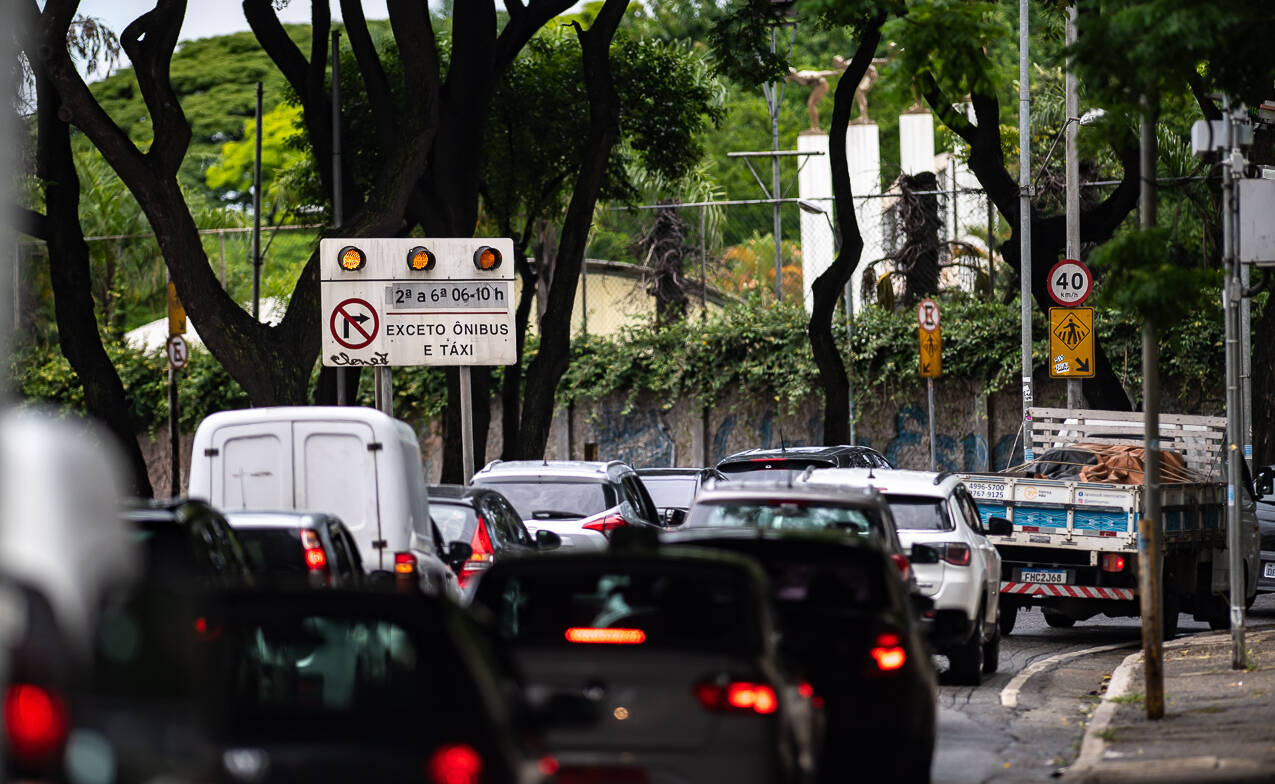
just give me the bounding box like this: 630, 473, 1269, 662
919, 328, 942, 378
319, 237, 516, 367
917, 298, 940, 332
1047, 259, 1093, 306
166, 334, 188, 370
1048, 307, 1095, 378
167, 281, 186, 336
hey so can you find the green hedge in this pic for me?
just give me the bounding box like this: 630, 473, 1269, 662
8, 291, 1230, 433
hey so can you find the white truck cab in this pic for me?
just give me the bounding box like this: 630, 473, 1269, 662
187, 406, 459, 597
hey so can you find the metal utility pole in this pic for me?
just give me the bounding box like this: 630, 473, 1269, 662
1018, 0, 1034, 462
1064, 7, 1083, 410
332, 31, 347, 406
252, 82, 263, 321
1138, 96, 1165, 720
1222, 95, 1248, 669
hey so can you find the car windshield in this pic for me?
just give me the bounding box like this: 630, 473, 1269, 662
430, 502, 476, 541
685, 499, 874, 536
886, 496, 951, 531
475, 480, 611, 520
476, 564, 757, 654
234, 528, 307, 574
641, 476, 698, 509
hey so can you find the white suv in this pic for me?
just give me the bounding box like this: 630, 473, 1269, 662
805, 468, 1010, 685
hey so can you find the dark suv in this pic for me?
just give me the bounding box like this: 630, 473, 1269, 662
470, 460, 661, 550
716, 445, 892, 478
122, 498, 254, 587
428, 484, 561, 589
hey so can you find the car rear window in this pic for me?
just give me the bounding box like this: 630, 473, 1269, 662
234, 528, 307, 574
475, 480, 613, 520
717, 458, 834, 476
431, 502, 477, 542
641, 476, 698, 509
475, 564, 758, 654
886, 496, 952, 531
686, 499, 874, 536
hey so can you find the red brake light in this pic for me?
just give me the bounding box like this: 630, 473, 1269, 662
798, 682, 814, 699
565, 627, 646, 644
428, 743, 483, 784
870, 633, 907, 672
941, 543, 971, 566
300, 528, 328, 572
1101, 553, 1125, 572
582, 513, 628, 537
305, 547, 327, 569
694, 681, 778, 714
4, 684, 68, 765
890, 553, 912, 581
394, 551, 417, 574
458, 519, 496, 589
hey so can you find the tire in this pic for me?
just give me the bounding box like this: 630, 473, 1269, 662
1044, 611, 1076, 629
983, 607, 1001, 675
999, 604, 1017, 637
1162, 584, 1180, 641
948, 611, 984, 686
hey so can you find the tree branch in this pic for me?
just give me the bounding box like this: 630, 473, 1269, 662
118, 0, 189, 175
341, 0, 397, 154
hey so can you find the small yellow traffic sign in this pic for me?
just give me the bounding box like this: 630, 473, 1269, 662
167, 281, 186, 336
919, 328, 941, 378
1049, 307, 1095, 378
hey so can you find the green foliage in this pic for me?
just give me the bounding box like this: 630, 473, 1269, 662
204, 102, 309, 209
1090, 228, 1221, 327
884, 1, 1008, 100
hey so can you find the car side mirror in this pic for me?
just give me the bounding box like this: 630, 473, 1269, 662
987, 516, 1013, 537
445, 541, 473, 569
909, 543, 940, 564
660, 508, 686, 528
535, 529, 561, 550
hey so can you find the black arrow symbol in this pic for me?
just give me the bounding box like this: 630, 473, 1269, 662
343, 312, 370, 340
1075, 356, 1090, 373
922, 362, 931, 373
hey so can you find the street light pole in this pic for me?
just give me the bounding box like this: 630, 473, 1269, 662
1018, 0, 1034, 462
1222, 95, 1248, 669
1064, 6, 1083, 410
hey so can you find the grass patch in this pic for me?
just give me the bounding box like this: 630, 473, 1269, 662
1188, 705, 1226, 714
1108, 693, 1146, 705
1098, 727, 1122, 742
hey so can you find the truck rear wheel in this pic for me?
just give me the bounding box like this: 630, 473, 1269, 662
948, 607, 985, 686
1044, 610, 1076, 629
999, 605, 1017, 636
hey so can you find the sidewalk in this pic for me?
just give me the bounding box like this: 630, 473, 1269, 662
1065, 625, 1275, 783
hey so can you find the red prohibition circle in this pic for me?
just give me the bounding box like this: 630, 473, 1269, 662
329, 297, 379, 349
1047, 259, 1093, 307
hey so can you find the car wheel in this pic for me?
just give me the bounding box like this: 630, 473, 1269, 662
983, 607, 1001, 675
1162, 580, 1180, 641
948, 612, 984, 686
1043, 610, 1076, 629
999, 604, 1017, 636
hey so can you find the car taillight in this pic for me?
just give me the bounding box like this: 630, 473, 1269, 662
4, 684, 68, 766
394, 551, 417, 574
940, 543, 972, 566
582, 513, 628, 537
1101, 553, 1125, 572
458, 519, 496, 590
300, 528, 328, 572
428, 743, 483, 784
869, 633, 907, 672
565, 627, 646, 644
693, 681, 778, 715
891, 553, 912, 582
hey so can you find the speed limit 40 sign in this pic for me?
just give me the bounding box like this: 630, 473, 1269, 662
1047, 259, 1092, 307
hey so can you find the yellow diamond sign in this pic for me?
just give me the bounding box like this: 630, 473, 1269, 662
1049, 307, 1095, 378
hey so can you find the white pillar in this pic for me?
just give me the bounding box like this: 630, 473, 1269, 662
899, 110, 935, 176
798, 133, 833, 315
847, 123, 882, 312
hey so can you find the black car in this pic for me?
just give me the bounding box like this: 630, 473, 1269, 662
635, 467, 723, 525
428, 484, 560, 590
661, 528, 938, 783
716, 445, 893, 478
122, 498, 254, 587
225, 511, 365, 588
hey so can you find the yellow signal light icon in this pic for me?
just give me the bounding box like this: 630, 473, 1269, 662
473, 246, 502, 271
338, 246, 366, 272
407, 246, 436, 272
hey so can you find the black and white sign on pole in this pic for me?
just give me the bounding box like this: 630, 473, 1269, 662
1047, 259, 1093, 307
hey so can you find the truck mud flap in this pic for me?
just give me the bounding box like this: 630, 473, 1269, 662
1001, 581, 1134, 600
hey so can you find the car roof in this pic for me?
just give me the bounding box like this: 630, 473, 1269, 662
662, 526, 884, 553
473, 460, 629, 481
805, 468, 961, 498
222, 510, 345, 529
480, 544, 767, 580
428, 484, 496, 503
692, 480, 890, 509
635, 467, 711, 477
718, 445, 885, 464
121, 497, 220, 527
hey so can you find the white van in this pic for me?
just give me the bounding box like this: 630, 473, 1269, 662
187, 406, 461, 597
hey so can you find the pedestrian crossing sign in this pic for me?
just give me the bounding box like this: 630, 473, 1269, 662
1049, 307, 1095, 378
919, 328, 941, 378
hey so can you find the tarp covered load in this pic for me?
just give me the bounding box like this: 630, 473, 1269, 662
1031, 443, 1197, 485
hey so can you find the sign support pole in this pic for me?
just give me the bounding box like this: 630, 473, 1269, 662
1018, 0, 1034, 464
1064, 6, 1083, 410
331, 30, 347, 406
460, 366, 475, 484
927, 377, 936, 471
169, 362, 180, 497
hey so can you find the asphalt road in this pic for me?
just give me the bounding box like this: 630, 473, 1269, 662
930, 593, 1275, 783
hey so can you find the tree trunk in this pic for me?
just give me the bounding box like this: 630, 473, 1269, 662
501, 244, 538, 460
518, 0, 629, 457
809, 17, 885, 446
35, 67, 153, 497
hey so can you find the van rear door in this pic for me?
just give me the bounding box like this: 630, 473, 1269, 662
293, 421, 387, 570
210, 421, 294, 510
